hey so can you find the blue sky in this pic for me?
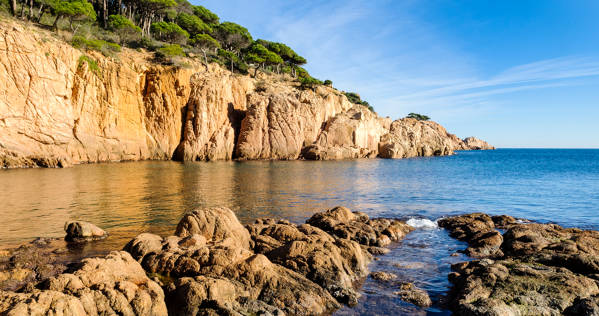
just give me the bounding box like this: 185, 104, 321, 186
193, 0, 599, 148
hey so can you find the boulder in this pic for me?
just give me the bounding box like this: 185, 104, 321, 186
64, 221, 107, 242
175, 207, 251, 249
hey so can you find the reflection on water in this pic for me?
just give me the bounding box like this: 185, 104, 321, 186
1, 149, 598, 315
2, 149, 598, 248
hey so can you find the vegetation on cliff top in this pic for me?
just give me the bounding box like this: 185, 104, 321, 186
406, 113, 431, 121
2, 0, 375, 112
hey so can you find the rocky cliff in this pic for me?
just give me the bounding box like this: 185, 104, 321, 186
0, 21, 492, 168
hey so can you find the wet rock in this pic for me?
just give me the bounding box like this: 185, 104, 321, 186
438, 213, 503, 258
370, 271, 397, 282
0, 238, 70, 292
443, 213, 599, 315
393, 283, 432, 307
491, 215, 518, 228
306, 206, 413, 247
565, 295, 599, 316
64, 221, 107, 242
0, 251, 167, 315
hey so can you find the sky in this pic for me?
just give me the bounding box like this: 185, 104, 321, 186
193, 0, 599, 148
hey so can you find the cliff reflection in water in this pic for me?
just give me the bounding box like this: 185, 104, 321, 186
3, 149, 598, 250
0, 160, 371, 248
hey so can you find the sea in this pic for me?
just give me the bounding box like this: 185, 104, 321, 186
1, 149, 598, 315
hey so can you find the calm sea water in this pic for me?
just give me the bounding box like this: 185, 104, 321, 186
1, 149, 598, 314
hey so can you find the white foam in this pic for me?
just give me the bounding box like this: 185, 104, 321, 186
406, 218, 438, 229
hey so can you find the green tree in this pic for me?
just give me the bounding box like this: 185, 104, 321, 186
122, 0, 177, 36
51, 0, 97, 31
214, 22, 252, 53
175, 12, 211, 36
189, 33, 220, 66
150, 21, 189, 44
193, 5, 218, 24
107, 14, 141, 43
406, 113, 430, 121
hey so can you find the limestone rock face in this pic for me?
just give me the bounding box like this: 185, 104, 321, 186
173, 70, 253, 161
302, 107, 390, 160
0, 251, 167, 316
378, 118, 456, 159
0, 22, 200, 168
0, 20, 493, 167
235, 85, 353, 160
463, 136, 495, 150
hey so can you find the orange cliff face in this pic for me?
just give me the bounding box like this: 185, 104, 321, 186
0, 21, 492, 168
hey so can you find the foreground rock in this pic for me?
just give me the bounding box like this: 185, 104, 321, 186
442, 213, 599, 315
0, 251, 167, 315
64, 221, 108, 242
124, 206, 413, 315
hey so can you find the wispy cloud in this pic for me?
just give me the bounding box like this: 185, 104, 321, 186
198, 0, 599, 146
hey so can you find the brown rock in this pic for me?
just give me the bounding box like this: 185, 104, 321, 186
378, 118, 455, 159
0, 251, 167, 315
175, 207, 251, 249
393, 282, 432, 307
64, 221, 107, 242
463, 136, 495, 150
302, 107, 390, 160
370, 271, 397, 282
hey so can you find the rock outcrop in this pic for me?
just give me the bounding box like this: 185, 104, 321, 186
0, 20, 492, 168
124, 206, 413, 315
442, 213, 599, 315
378, 118, 456, 159
0, 251, 167, 315
463, 136, 495, 150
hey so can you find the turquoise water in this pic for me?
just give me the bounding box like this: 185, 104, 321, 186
1, 149, 598, 314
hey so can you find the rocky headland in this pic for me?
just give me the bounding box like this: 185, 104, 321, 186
0, 21, 492, 169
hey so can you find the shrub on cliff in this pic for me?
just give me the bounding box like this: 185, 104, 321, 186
299, 76, 323, 90
77, 55, 100, 76
406, 113, 430, 121
71, 35, 120, 56
150, 21, 189, 44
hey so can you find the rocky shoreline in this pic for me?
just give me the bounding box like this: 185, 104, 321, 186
2, 208, 593, 315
